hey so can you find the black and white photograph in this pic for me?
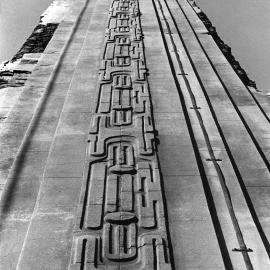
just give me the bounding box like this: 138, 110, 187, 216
0, 0, 270, 269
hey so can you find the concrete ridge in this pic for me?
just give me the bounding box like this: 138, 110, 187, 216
1, 0, 270, 269
0, 0, 89, 203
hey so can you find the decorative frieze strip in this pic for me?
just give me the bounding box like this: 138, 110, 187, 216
69, 0, 173, 268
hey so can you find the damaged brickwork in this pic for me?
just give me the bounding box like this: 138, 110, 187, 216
189, 0, 257, 88
0, 22, 58, 89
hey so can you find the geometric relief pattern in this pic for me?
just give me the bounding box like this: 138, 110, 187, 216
69, 0, 173, 268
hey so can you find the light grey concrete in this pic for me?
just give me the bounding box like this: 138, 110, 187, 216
1, 0, 270, 269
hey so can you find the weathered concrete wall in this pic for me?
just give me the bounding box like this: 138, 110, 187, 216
1, 0, 270, 269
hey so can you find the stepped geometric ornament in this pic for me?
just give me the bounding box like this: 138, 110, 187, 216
69, 0, 173, 268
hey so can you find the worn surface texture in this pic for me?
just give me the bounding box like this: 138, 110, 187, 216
1, 0, 270, 269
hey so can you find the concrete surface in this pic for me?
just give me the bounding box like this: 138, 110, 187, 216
1, 0, 270, 269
